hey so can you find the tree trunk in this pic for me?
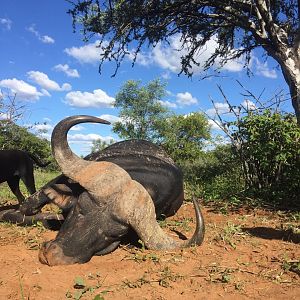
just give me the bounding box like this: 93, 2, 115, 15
274, 48, 300, 125
289, 80, 300, 125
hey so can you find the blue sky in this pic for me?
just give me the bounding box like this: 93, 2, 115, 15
0, 1, 292, 156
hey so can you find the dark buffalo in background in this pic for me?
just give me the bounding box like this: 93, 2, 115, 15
0, 150, 49, 203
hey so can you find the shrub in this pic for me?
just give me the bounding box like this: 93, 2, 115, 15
231, 111, 300, 206
181, 145, 244, 202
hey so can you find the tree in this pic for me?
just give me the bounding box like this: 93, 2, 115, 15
0, 122, 53, 165
157, 112, 211, 162
0, 90, 26, 123
112, 79, 169, 140
67, 0, 300, 123
0, 91, 52, 164
111, 79, 211, 163
91, 138, 114, 152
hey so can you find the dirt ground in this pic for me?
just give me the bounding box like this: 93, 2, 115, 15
0, 202, 299, 300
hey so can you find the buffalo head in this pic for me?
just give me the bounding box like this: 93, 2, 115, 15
39, 115, 205, 266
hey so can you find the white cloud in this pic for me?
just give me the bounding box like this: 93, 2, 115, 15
151, 35, 232, 74
208, 119, 222, 130
70, 125, 85, 131
241, 99, 257, 111
27, 25, 39, 35
127, 51, 152, 67
41, 35, 55, 44
31, 123, 53, 131
62, 83, 72, 91
0, 78, 43, 101
0, 18, 12, 30
41, 89, 51, 97
27, 24, 55, 44
66, 35, 249, 77
159, 100, 178, 109
53, 64, 80, 78
151, 37, 182, 73
68, 133, 114, 143
64, 40, 108, 64
27, 71, 71, 91
68, 133, 116, 156
206, 102, 231, 117
99, 114, 121, 124
0, 113, 10, 120
68, 133, 102, 141
65, 89, 115, 108
161, 72, 171, 80
222, 57, 244, 72
206, 99, 255, 118
253, 57, 277, 78
132, 34, 277, 77
176, 92, 198, 106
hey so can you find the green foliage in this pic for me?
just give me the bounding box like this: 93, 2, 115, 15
113, 79, 169, 140
183, 145, 244, 202
91, 138, 114, 153
65, 274, 107, 300
158, 112, 211, 162
113, 79, 211, 165
231, 110, 300, 205
0, 121, 55, 169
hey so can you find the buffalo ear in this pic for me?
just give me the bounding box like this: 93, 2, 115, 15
42, 186, 75, 210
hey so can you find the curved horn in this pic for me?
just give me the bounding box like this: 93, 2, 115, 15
137, 198, 205, 249
120, 181, 205, 249
51, 115, 110, 180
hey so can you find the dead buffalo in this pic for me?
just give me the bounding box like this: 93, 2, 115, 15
0, 150, 49, 203
23, 115, 205, 266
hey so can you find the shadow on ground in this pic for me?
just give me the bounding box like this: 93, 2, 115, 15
242, 226, 300, 244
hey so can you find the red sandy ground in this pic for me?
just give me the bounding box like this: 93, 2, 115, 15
0, 203, 299, 300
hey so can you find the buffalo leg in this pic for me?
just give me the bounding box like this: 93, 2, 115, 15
20, 175, 78, 216
20, 190, 51, 215
20, 166, 36, 195
7, 176, 25, 203
0, 207, 64, 229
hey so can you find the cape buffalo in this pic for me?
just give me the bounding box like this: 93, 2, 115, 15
20, 115, 205, 266
0, 150, 49, 203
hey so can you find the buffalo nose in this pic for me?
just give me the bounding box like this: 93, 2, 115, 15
38, 241, 60, 265
39, 241, 51, 265
38, 240, 78, 266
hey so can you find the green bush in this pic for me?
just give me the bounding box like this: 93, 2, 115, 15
158, 112, 211, 163
181, 145, 244, 202
231, 111, 300, 206
0, 121, 57, 171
